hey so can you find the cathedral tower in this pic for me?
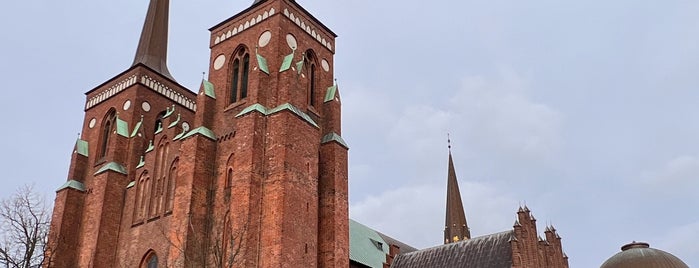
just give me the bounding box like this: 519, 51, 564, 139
204, 0, 347, 266
444, 141, 471, 244
47, 0, 347, 267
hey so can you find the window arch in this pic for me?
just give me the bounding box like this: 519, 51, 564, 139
141, 250, 158, 268
224, 154, 234, 202
99, 109, 117, 159
305, 50, 319, 107
154, 110, 167, 134
151, 137, 169, 218
165, 158, 178, 213
230, 46, 250, 104
134, 171, 149, 223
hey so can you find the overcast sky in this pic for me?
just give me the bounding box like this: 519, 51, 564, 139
1, 1, 698, 267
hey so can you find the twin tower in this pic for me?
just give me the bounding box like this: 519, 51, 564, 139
47, 0, 349, 267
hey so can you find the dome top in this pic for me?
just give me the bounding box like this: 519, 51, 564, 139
601, 242, 688, 268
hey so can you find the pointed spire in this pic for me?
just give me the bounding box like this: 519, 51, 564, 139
444, 138, 471, 244
133, 0, 174, 80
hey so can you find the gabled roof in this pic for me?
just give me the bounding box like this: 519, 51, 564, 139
391, 231, 514, 268
349, 220, 418, 268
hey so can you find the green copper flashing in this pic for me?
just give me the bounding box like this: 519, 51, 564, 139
296, 56, 305, 75
268, 103, 319, 128
236, 103, 267, 117
257, 53, 270, 75
181, 126, 217, 141
325, 85, 338, 103
56, 180, 86, 192
145, 140, 155, 153
202, 79, 216, 99
321, 132, 349, 149
130, 115, 144, 138
126, 181, 136, 189
116, 117, 129, 137
75, 139, 89, 157
279, 51, 295, 72
236, 103, 319, 128
154, 122, 163, 134
94, 162, 128, 176
173, 127, 188, 141
163, 104, 175, 118
136, 156, 145, 169
168, 114, 181, 129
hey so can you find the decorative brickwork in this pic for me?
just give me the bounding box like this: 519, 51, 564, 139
47, 0, 347, 267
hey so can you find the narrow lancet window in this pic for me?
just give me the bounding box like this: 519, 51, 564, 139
241, 53, 250, 99
230, 59, 240, 103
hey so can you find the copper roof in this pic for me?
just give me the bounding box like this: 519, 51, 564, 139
600, 242, 689, 268
391, 231, 514, 268
444, 150, 470, 243
132, 0, 174, 80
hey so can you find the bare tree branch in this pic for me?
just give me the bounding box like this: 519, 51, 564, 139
0, 185, 50, 268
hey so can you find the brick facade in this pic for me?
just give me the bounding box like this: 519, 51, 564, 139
47, 0, 348, 267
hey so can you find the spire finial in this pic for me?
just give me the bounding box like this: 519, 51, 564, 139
447, 133, 452, 152
133, 0, 174, 80
202, 72, 206, 80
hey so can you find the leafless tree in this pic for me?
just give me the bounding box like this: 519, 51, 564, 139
0, 185, 51, 268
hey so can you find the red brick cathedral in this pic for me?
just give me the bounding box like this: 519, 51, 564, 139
47, 0, 348, 267
48, 0, 571, 267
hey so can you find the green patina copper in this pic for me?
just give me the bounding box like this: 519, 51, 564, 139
279, 50, 295, 72
321, 132, 349, 149
116, 117, 129, 137
154, 121, 163, 134
168, 114, 181, 129
94, 162, 128, 176
130, 115, 144, 138
236, 103, 319, 128
173, 127, 188, 141
235, 103, 267, 117
145, 140, 155, 153
56, 180, 86, 192
126, 181, 136, 189
325, 85, 338, 103
349, 219, 390, 268
296, 57, 305, 75
75, 139, 89, 157
202, 79, 216, 99
136, 156, 145, 169
268, 103, 319, 128
181, 126, 217, 141
257, 53, 270, 75
163, 104, 175, 118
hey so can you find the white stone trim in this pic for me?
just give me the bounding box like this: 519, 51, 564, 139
85, 75, 197, 112
86, 75, 137, 110
214, 8, 276, 46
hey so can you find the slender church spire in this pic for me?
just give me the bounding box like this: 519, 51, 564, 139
444, 136, 471, 244
132, 0, 174, 80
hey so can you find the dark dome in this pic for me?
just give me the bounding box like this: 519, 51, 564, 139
600, 242, 688, 268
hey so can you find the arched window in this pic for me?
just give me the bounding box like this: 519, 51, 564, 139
134, 171, 149, 223
230, 47, 250, 104
165, 159, 177, 213
305, 50, 318, 107
141, 251, 158, 268
141, 177, 151, 219
147, 255, 157, 268
154, 110, 167, 134
151, 138, 169, 217
309, 64, 316, 107
99, 109, 117, 159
